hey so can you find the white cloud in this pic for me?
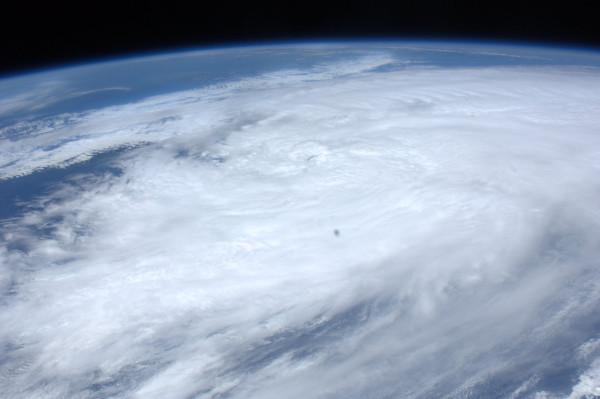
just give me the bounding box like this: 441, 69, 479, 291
0, 80, 66, 119
0, 53, 393, 179
568, 359, 600, 398
2, 50, 600, 398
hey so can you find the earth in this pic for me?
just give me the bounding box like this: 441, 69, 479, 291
1, 41, 600, 399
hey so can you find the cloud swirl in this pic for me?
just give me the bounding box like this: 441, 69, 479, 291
1, 49, 600, 398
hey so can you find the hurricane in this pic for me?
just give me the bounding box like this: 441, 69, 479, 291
1, 42, 600, 398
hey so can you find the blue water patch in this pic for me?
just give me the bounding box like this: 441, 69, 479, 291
0, 47, 369, 127
0, 147, 127, 221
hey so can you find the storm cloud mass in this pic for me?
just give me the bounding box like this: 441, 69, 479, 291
1, 45, 600, 398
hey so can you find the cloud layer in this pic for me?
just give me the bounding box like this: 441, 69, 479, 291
2, 48, 600, 398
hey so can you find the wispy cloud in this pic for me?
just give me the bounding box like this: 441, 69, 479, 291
0, 80, 67, 119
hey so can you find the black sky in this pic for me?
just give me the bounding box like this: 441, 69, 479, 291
1, 0, 600, 76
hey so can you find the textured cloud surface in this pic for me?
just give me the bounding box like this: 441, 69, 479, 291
2, 46, 600, 398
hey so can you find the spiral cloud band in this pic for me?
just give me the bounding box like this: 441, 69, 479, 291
1, 45, 600, 398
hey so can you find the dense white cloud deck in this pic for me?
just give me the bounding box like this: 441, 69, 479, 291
1, 48, 600, 398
